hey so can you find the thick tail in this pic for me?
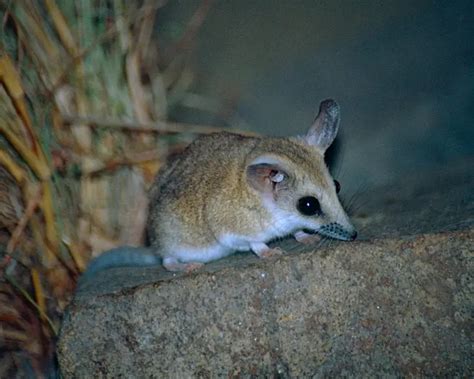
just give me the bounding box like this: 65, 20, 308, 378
81, 246, 162, 280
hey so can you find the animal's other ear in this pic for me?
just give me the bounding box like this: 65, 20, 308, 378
246, 156, 288, 194
304, 99, 340, 153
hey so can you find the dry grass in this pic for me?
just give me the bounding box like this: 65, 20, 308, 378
0, 0, 233, 376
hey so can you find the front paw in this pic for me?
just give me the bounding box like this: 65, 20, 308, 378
294, 231, 321, 245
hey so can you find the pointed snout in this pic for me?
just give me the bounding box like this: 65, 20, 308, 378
335, 228, 357, 241
317, 223, 357, 241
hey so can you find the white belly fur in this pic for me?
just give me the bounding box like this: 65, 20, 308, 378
171, 243, 234, 263
170, 207, 310, 264
170, 229, 289, 264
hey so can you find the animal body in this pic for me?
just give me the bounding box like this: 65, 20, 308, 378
84, 99, 356, 277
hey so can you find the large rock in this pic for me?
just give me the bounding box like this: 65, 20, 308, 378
58, 163, 473, 377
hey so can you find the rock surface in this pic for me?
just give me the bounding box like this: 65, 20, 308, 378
58, 162, 473, 377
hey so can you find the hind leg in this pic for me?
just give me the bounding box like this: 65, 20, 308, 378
250, 242, 284, 258
162, 257, 204, 273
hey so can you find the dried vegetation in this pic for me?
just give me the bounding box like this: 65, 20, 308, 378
0, 0, 234, 376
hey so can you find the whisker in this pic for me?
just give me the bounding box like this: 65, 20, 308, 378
347, 197, 373, 217
343, 182, 371, 217
437, 218, 473, 231
355, 224, 372, 239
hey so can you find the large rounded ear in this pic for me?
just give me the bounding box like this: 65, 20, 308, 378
304, 99, 340, 153
246, 155, 288, 194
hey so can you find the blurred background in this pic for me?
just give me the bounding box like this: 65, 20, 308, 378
0, 0, 472, 376
163, 0, 473, 189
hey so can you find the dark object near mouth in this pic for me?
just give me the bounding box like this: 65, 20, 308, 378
318, 223, 357, 241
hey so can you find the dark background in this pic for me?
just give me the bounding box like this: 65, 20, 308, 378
161, 0, 473, 191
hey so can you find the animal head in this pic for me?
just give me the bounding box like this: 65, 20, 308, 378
246, 99, 357, 241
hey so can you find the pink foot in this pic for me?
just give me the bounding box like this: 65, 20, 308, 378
184, 262, 204, 273
260, 247, 284, 258
250, 242, 284, 259
294, 231, 321, 245
163, 257, 204, 272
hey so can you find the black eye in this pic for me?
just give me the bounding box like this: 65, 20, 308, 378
297, 196, 321, 216
334, 179, 341, 194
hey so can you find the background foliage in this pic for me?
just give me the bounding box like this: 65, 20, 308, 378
0, 0, 221, 376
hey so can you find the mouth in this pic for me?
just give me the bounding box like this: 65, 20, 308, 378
317, 223, 357, 241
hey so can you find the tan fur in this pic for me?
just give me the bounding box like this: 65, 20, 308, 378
147, 99, 356, 270
147, 132, 262, 249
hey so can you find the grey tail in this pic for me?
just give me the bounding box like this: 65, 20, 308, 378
81, 246, 161, 280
